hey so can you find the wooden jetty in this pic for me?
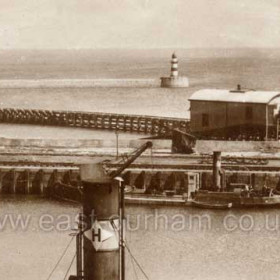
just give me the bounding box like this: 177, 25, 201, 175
0, 108, 190, 136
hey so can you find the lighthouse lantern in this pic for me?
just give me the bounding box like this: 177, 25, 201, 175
171, 53, 178, 77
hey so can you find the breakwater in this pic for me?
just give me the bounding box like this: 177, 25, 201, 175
0, 79, 160, 88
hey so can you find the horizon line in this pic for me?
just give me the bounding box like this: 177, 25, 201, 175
0, 47, 280, 51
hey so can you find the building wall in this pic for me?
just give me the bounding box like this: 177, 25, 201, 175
190, 101, 227, 133
227, 103, 266, 127
190, 100, 276, 134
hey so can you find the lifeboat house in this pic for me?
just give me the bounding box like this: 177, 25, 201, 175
189, 86, 280, 140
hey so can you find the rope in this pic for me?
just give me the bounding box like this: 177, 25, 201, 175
111, 218, 148, 280
130, 248, 139, 280
45, 235, 75, 280
130, 250, 139, 280
125, 243, 150, 280
106, 219, 150, 280
63, 253, 77, 280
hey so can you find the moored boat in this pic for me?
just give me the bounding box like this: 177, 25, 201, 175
193, 187, 280, 208
192, 151, 280, 209
191, 199, 232, 209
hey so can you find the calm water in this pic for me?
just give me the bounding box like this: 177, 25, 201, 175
1, 48, 280, 279
1, 196, 280, 280
0, 48, 280, 120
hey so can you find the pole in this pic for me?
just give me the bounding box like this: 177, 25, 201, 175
265, 104, 268, 141
277, 118, 279, 141
76, 229, 81, 277
119, 179, 125, 280
116, 130, 119, 160
76, 213, 82, 279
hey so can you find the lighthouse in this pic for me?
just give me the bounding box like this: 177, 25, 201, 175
160, 53, 189, 88
171, 53, 178, 77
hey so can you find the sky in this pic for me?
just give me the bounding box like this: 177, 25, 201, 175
0, 0, 280, 49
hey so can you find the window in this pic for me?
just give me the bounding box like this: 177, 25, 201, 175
245, 106, 253, 120
202, 113, 209, 127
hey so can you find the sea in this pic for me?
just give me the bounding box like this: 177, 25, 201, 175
1, 48, 280, 280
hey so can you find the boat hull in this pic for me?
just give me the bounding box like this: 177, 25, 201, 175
193, 191, 280, 208
191, 200, 232, 209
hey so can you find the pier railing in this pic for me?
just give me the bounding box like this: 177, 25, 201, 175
0, 108, 190, 136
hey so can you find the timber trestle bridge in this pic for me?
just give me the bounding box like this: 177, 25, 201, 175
0, 108, 190, 136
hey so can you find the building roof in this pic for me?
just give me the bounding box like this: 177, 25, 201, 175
189, 89, 280, 104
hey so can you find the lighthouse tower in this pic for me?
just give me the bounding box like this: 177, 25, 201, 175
160, 53, 189, 88
171, 53, 178, 77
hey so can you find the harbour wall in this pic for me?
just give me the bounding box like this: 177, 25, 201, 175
0, 79, 160, 88
196, 140, 280, 153
2, 136, 280, 158
1, 168, 279, 203
0, 137, 172, 152
160, 76, 189, 88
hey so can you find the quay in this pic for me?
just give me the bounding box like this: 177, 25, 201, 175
1, 158, 280, 204
0, 165, 79, 195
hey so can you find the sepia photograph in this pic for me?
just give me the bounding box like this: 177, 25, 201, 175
0, 1, 280, 280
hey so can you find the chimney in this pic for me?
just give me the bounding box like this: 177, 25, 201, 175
230, 84, 245, 93
213, 151, 222, 190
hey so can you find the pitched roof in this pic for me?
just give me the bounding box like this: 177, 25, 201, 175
189, 89, 280, 104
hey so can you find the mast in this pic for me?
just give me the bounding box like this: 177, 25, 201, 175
69, 141, 152, 280
119, 178, 125, 280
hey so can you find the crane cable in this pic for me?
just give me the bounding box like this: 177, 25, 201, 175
125, 242, 150, 280
45, 235, 75, 280
129, 248, 139, 280
110, 219, 149, 280
63, 253, 77, 280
